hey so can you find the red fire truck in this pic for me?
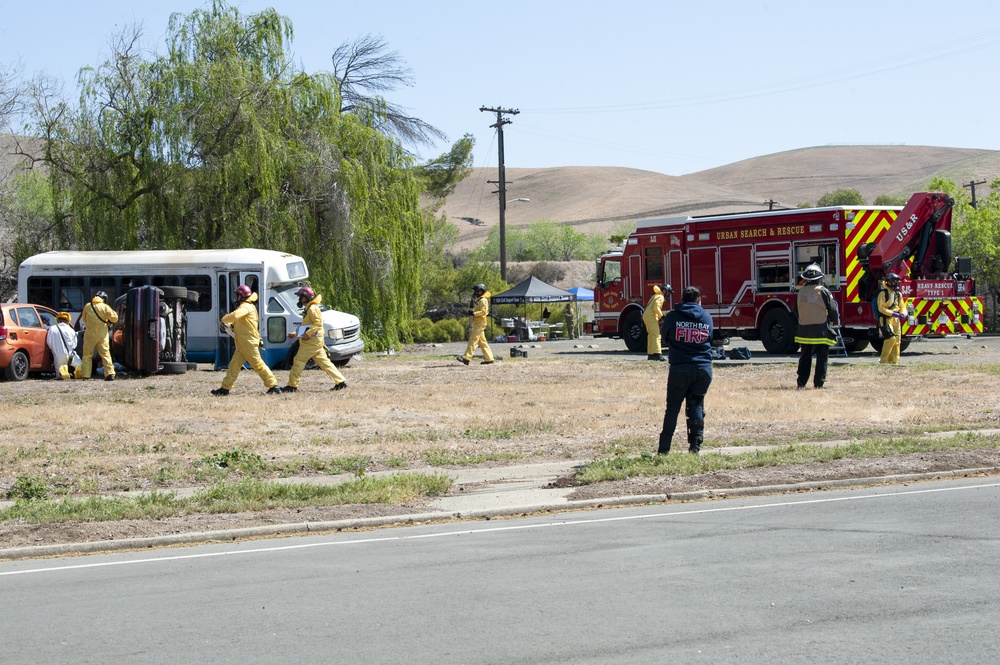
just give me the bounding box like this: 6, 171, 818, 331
593, 192, 985, 354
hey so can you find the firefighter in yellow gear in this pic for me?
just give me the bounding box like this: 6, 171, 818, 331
642, 284, 672, 360
281, 286, 347, 393
877, 273, 907, 365
458, 283, 495, 365
212, 285, 281, 395
74, 291, 119, 381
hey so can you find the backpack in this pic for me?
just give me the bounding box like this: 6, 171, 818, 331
872, 288, 897, 339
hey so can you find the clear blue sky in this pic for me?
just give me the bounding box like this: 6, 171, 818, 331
2, 0, 999, 175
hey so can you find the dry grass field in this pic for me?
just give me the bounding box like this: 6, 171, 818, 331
2, 337, 998, 492
1, 336, 999, 548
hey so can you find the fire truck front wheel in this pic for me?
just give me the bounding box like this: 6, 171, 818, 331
622, 310, 647, 353
760, 308, 797, 354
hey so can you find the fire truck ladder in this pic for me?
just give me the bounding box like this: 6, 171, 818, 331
829, 327, 848, 358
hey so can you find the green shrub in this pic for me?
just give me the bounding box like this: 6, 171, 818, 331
432, 318, 466, 342
410, 317, 435, 343
7, 474, 50, 500
198, 448, 265, 473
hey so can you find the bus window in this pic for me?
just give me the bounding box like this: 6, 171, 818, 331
26, 277, 54, 308
182, 275, 212, 312
286, 260, 307, 280
266, 316, 287, 344
152, 275, 180, 287
60, 277, 86, 310
90, 276, 117, 302
266, 296, 287, 314
244, 274, 259, 294
123, 276, 146, 289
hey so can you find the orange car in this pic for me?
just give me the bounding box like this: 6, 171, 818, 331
0, 303, 60, 380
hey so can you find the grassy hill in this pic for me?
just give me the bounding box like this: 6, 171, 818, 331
442, 145, 1000, 250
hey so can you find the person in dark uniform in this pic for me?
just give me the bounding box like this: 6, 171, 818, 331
657, 286, 714, 455
792, 263, 839, 389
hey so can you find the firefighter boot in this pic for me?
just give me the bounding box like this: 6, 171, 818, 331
687, 418, 703, 454
657, 430, 671, 455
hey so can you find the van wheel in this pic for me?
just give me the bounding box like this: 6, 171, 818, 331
158, 362, 187, 375
4, 350, 30, 381
760, 308, 796, 354
160, 286, 188, 300
622, 310, 646, 352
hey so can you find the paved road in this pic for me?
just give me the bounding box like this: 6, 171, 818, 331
3, 477, 998, 664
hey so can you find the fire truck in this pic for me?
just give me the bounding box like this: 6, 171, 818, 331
593, 192, 985, 355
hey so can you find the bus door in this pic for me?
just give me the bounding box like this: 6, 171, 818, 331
215, 271, 263, 369
215, 272, 237, 369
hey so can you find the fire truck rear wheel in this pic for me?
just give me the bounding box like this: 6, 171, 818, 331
841, 335, 869, 354
869, 337, 910, 355
760, 308, 797, 354
622, 310, 646, 353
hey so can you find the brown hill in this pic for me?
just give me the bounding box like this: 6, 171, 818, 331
442, 145, 1000, 250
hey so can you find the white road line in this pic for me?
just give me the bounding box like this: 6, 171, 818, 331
3, 480, 998, 578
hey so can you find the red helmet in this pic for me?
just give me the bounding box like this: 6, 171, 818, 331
295, 286, 316, 301
233, 285, 253, 300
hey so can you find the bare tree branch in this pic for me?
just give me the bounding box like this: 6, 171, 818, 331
332, 34, 445, 148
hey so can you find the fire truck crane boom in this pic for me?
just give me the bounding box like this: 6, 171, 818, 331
863, 192, 954, 281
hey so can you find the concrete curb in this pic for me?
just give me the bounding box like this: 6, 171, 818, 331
3, 466, 998, 561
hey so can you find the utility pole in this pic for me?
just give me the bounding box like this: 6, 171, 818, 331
963, 179, 987, 209
765, 199, 777, 211
480, 105, 519, 281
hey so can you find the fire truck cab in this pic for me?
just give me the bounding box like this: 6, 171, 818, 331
593, 192, 984, 355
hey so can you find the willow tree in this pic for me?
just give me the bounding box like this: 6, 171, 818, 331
21, 0, 426, 350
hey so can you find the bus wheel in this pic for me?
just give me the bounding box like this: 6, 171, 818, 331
622, 311, 646, 353
760, 309, 796, 354
158, 362, 187, 375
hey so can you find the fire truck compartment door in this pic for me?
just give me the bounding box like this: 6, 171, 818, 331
689, 247, 719, 306
720, 246, 753, 305
628, 254, 643, 301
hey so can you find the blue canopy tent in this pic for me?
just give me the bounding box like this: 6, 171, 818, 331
567, 286, 594, 301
